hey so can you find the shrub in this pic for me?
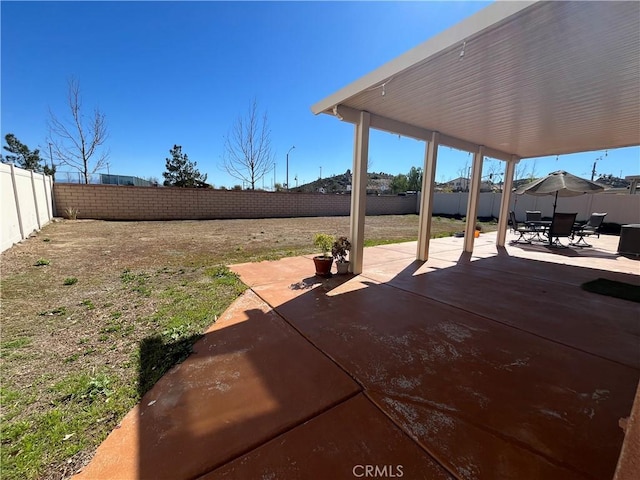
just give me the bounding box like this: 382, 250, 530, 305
64, 207, 79, 220
332, 236, 351, 263
313, 233, 335, 258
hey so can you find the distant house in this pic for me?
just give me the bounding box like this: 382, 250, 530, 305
443, 177, 495, 192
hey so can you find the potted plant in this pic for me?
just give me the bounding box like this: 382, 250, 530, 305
475, 224, 482, 238
332, 236, 351, 274
313, 233, 334, 277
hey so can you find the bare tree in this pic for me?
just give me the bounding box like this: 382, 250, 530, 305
222, 99, 274, 190
515, 159, 539, 184
514, 162, 526, 182
48, 78, 109, 184
456, 160, 471, 191
483, 159, 503, 190
527, 159, 539, 180
483, 159, 500, 179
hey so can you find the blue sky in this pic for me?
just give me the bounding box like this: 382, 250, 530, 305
2, 1, 638, 188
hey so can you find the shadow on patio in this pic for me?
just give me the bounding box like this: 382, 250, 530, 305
74, 233, 639, 480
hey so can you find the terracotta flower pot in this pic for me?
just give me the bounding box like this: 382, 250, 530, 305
313, 256, 333, 277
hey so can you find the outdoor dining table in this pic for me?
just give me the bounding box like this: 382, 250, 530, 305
525, 220, 551, 242
525, 219, 584, 245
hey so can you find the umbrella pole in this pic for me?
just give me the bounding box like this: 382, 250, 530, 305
550, 191, 558, 246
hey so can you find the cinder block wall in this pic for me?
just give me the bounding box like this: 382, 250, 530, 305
53, 184, 418, 220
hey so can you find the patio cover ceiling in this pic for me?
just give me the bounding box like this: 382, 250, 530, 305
311, 1, 640, 161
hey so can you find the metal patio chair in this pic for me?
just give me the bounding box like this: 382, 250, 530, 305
525, 210, 542, 222
571, 213, 607, 247
509, 211, 536, 244
525, 210, 546, 241
548, 212, 578, 248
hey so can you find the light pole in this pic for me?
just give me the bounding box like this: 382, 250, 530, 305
591, 150, 608, 181
273, 162, 276, 191
286, 145, 295, 191
48, 143, 54, 173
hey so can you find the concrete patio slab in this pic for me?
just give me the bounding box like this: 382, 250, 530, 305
266, 276, 636, 479
231, 256, 313, 288
202, 394, 454, 480
366, 391, 588, 480
361, 254, 639, 369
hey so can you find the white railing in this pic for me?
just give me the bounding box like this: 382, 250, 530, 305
1, 164, 54, 252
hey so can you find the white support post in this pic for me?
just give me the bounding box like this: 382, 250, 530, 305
349, 111, 370, 274
50, 176, 58, 217
30, 170, 42, 230
464, 147, 484, 253
496, 155, 519, 246
10, 164, 25, 240
43, 173, 52, 221
416, 132, 440, 261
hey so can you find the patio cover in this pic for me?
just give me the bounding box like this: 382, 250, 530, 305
311, 1, 640, 273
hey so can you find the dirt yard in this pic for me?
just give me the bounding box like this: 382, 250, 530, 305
0, 215, 490, 479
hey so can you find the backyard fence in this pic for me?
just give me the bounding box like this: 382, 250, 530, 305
1, 164, 54, 252
51, 183, 640, 225
430, 192, 640, 225
52, 184, 417, 221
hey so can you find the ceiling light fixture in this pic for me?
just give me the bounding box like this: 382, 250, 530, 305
459, 41, 466, 59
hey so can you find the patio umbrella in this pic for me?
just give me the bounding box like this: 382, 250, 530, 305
515, 170, 605, 216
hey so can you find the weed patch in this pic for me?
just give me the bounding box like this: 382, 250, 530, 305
121, 269, 151, 296
81, 299, 95, 310
1, 337, 31, 351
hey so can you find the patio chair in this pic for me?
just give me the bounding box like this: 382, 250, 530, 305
509, 211, 536, 244
525, 210, 545, 241
525, 210, 542, 222
571, 212, 607, 247
548, 212, 578, 248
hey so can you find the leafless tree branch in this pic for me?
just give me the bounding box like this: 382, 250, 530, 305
48, 77, 109, 183
221, 98, 274, 189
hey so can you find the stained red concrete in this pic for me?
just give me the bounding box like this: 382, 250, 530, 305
262, 277, 636, 478
74, 232, 639, 480
362, 256, 640, 368
202, 394, 454, 479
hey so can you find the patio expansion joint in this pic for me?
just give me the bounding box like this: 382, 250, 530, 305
193, 388, 363, 480
247, 283, 587, 480
248, 287, 369, 394
360, 390, 464, 480
359, 272, 640, 373
246, 285, 467, 480
363, 389, 599, 480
